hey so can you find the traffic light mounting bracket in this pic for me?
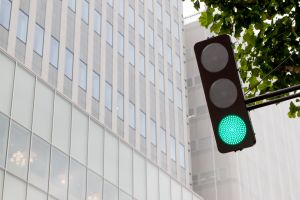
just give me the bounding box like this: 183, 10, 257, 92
245, 84, 300, 110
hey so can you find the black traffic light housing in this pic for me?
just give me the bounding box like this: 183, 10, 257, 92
194, 35, 256, 153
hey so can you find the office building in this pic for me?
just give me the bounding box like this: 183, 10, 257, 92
0, 0, 203, 199
184, 21, 300, 200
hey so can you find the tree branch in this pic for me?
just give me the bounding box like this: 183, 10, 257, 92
282, 66, 300, 74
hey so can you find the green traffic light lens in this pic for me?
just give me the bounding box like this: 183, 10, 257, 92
218, 115, 247, 145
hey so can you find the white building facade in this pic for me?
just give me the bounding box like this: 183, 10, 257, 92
0, 0, 203, 199
184, 21, 300, 200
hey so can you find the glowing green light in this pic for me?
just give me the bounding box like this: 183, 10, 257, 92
218, 115, 247, 145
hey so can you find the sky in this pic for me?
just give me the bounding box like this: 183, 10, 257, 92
182, 0, 205, 24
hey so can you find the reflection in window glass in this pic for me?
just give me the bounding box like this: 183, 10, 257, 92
149, 62, 155, 84
117, 92, 124, 120
105, 82, 112, 110
118, 32, 124, 56
140, 111, 146, 137
119, 190, 132, 200
118, 0, 124, 17
179, 144, 185, 168
87, 170, 103, 200
138, 16, 144, 38
156, 3, 162, 21
68, 159, 86, 200
158, 36, 163, 56
0, 113, 9, 168
149, 27, 154, 48
93, 72, 100, 100
168, 80, 174, 101
33, 24, 44, 56
129, 43, 135, 65
28, 135, 50, 192
106, 22, 113, 46
167, 45, 172, 65
7, 122, 30, 180
160, 128, 166, 153
159, 71, 164, 92
64, 49, 73, 79
50, 36, 59, 68
129, 102, 135, 129
139, 53, 145, 75
175, 54, 181, 73
151, 119, 156, 146
79, 60, 87, 90
94, 10, 101, 35
166, 13, 171, 31
16, 10, 28, 43
176, 88, 183, 109
128, 6, 135, 28
49, 147, 69, 200
107, 0, 114, 7
68, 0, 76, 12
103, 181, 118, 200
0, 0, 12, 29
170, 136, 176, 161
81, 0, 89, 24
148, 0, 153, 12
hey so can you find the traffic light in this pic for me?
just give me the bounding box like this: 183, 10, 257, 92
194, 35, 256, 153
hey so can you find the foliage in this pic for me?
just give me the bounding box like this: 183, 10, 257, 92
184, 0, 300, 117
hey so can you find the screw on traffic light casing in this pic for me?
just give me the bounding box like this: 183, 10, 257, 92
194, 35, 256, 153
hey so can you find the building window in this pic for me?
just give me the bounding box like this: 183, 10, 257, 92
107, 0, 113, 7
64, 49, 73, 79
175, 54, 181, 73
94, 10, 101, 35
139, 53, 145, 75
92, 71, 100, 100
179, 144, 185, 168
168, 80, 174, 101
150, 119, 156, 146
156, 3, 162, 22
68, 0, 76, 12
158, 36, 163, 56
140, 111, 146, 137
129, 43, 135, 66
117, 92, 124, 120
129, 102, 135, 129
79, 60, 87, 90
160, 128, 166, 153
166, 13, 171, 31
105, 82, 112, 110
148, 0, 153, 12
33, 24, 44, 56
118, 0, 124, 17
16, 10, 28, 43
159, 71, 164, 92
81, 0, 89, 24
106, 22, 113, 46
170, 136, 176, 161
167, 45, 172, 65
128, 6, 135, 28
149, 62, 155, 84
174, 22, 179, 40
176, 88, 183, 109
0, 0, 12, 30
118, 32, 124, 56
49, 36, 59, 68
138, 16, 144, 38
149, 27, 154, 48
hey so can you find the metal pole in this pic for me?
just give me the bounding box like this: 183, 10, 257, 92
245, 84, 300, 104
247, 92, 300, 111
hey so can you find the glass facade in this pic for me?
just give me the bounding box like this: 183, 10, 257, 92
0, 0, 197, 198
0, 51, 200, 200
